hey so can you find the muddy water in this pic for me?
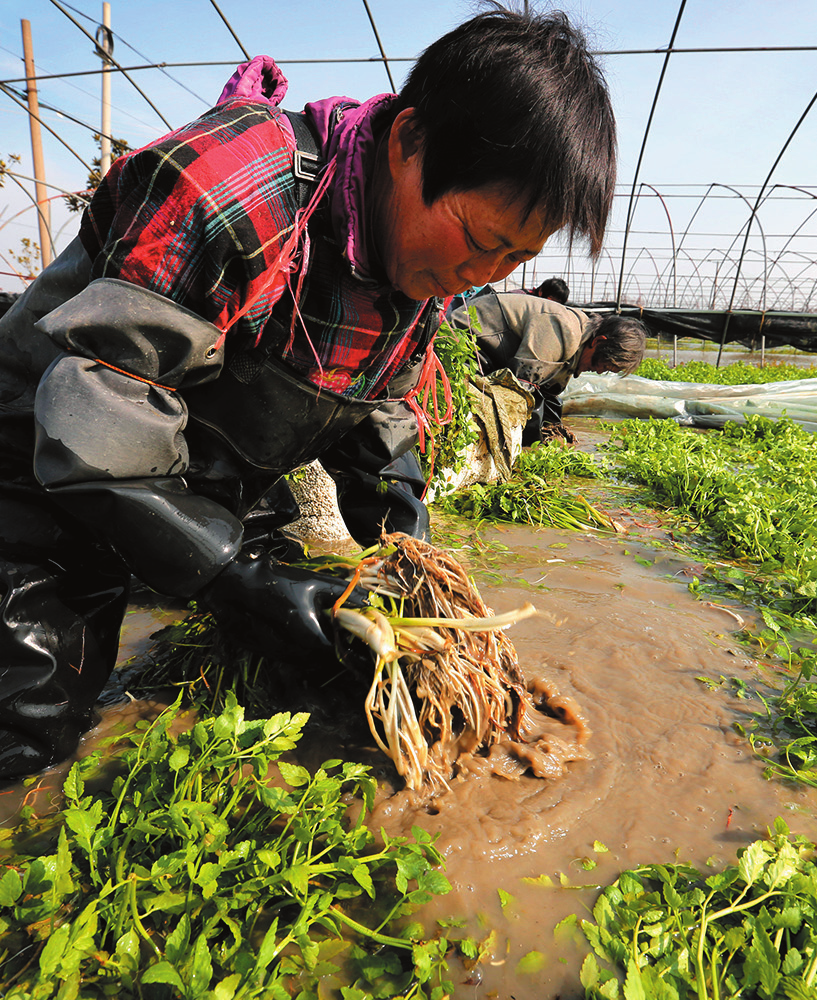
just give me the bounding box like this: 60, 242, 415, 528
376, 524, 817, 998
4, 520, 816, 998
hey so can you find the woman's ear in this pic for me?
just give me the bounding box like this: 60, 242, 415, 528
388, 108, 424, 176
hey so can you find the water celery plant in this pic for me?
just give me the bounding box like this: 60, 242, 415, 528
601, 415, 817, 610
435, 472, 615, 532
330, 533, 542, 791
636, 358, 817, 384
579, 818, 817, 1000
0, 692, 454, 999
418, 319, 481, 483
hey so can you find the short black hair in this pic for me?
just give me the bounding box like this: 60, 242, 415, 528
395, 7, 617, 255
534, 276, 570, 303
588, 315, 647, 374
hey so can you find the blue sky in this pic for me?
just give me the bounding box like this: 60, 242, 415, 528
0, 0, 815, 308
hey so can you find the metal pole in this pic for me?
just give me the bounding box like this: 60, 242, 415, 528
21, 19, 52, 267
673, 335, 678, 367
97, 2, 113, 177
615, 0, 687, 313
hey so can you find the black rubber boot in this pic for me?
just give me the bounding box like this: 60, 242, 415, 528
327, 450, 430, 547
0, 492, 130, 782
522, 387, 564, 446
320, 403, 431, 548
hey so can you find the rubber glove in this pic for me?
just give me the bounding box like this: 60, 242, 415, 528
197, 545, 367, 666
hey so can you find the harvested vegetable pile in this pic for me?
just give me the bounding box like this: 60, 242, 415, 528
325, 532, 590, 792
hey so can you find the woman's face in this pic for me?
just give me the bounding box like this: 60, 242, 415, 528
375, 110, 556, 301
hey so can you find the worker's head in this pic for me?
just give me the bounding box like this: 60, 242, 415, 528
533, 277, 570, 303
578, 315, 647, 375
375, 8, 617, 300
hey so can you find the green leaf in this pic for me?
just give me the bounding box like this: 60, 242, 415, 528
497, 888, 514, 912
277, 761, 310, 787
623, 959, 646, 1000
738, 841, 769, 887
141, 960, 186, 990
522, 873, 554, 888
212, 974, 242, 1000
0, 866, 23, 906
189, 932, 214, 995
352, 865, 374, 898
516, 950, 546, 974
168, 745, 190, 771
38, 922, 70, 976
254, 917, 281, 974
744, 922, 781, 996
63, 762, 84, 801
284, 865, 310, 895
257, 849, 281, 869
64, 801, 103, 843
165, 912, 191, 965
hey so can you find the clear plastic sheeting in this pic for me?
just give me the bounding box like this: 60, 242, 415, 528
561, 373, 817, 433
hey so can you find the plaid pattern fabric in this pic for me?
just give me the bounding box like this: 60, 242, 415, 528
80, 99, 431, 400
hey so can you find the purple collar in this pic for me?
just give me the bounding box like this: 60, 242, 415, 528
218, 55, 397, 282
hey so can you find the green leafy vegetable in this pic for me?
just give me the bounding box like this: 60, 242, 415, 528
580, 819, 817, 1000
0, 692, 453, 999
636, 358, 817, 385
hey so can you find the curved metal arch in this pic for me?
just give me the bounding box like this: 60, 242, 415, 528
639, 184, 678, 305
712, 184, 769, 303
708, 249, 760, 311
653, 183, 770, 313
615, 0, 688, 312
761, 265, 798, 311
674, 248, 708, 306
766, 185, 817, 275
621, 245, 661, 307
717, 86, 817, 363
783, 252, 817, 309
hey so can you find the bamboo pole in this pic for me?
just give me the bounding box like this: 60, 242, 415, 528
21, 19, 52, 267
98, 3, 113, 176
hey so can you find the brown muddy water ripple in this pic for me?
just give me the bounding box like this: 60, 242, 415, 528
4, 521, 817, 999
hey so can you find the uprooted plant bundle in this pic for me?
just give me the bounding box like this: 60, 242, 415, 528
136, 533, 591, 794
317, 532, 591, 792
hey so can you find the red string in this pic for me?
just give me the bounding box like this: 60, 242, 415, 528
212, 114, 337, 350
403, 307, 454, 498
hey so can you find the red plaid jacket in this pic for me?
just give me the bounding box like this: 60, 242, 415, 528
79, 98, 434, 400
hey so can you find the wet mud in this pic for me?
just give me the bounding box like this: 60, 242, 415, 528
4, 482, 816, 998
382, 523, 817, 998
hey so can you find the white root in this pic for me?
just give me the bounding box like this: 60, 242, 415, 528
333, 537, 542, 791
334, 607, 398, 662
391, 601, 539, 632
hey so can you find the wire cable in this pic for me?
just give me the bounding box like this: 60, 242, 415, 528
361, 0, 397, 92
52, 0, 208, 105
47, 0, 173, 129
0, 82, 92, 171
208, 0, 250, 61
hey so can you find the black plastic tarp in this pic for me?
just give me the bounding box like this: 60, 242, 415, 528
577, 303, 817, 353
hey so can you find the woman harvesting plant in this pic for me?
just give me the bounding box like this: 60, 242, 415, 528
0, 7, 617, 780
